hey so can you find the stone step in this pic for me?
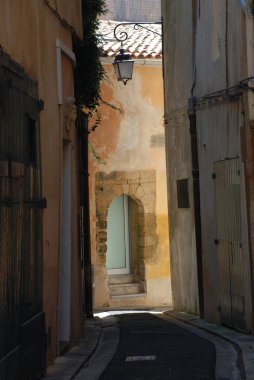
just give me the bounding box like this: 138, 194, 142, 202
108, 274, 134, 285
111, 292, 146, 299
109, 282, 143, 296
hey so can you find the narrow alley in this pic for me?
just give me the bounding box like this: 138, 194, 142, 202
45, 309, 254, 380
87, 312, 216, 380
3, 1, 254, 379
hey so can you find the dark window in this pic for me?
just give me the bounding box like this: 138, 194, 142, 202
177, 179, 190, 208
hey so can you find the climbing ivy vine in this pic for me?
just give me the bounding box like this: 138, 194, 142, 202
74, 0, 107, 113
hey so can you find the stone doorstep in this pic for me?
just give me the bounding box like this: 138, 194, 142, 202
108, 274, 145, 297
164, 310, 254, 380
111, 292, 146, 299
108, 274, 134, 285
109, 283, 143, 296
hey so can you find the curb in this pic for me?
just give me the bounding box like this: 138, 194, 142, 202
74, 315, 119, 380
44, 317, 102, 380
163, 310, 254, 380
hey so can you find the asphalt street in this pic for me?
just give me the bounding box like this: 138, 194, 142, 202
48, 310, 247, 380
98, 312, 215, 380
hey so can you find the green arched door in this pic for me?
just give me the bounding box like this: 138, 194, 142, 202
106, 195, 130, 275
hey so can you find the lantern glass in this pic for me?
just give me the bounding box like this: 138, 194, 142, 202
113, 59, 134, 84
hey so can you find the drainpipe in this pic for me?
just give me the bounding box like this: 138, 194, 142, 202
77, 111, 93, 319
243, 1, 254, 332
188, 98, 204, 318
189, 0, 204, 318
73, 0, 94, 321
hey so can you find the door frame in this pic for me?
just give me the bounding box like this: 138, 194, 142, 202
59, 140, 72, 345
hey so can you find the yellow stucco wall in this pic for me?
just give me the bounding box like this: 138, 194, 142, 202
0, 0, 82, 364
89, 61, 172, 308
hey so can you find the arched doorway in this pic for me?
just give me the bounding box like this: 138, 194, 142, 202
95, 170, 159, 306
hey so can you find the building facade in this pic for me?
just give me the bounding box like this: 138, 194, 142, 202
89, 20, 172, 308
101, 0, 161, 22
162, 0, 254, 332
0, 1, 84, 377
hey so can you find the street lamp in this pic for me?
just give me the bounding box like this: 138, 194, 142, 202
113, 48, 134, 85
113, 22, 162, 85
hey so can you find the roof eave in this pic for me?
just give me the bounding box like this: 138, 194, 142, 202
100, 56, 162, 67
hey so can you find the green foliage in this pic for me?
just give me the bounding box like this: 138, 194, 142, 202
89, 108, 102, 132
73, 1, 115, 165
74, 0, 107, 110
100, 99, 124, 114
88, 142, 106, 165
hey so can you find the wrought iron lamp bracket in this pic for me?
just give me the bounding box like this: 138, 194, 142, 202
112, 21, 162, 85
113, 21, 162, 44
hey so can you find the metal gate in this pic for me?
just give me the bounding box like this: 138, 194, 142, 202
0, 54, 45, 379
214, 157, 246, 332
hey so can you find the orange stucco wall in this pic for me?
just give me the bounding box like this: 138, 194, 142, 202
89, 61, 172, 307
0, 0, 82, 364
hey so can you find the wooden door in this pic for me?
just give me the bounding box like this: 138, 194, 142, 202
214, 158, 246, 332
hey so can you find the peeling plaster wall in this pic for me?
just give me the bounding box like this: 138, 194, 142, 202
89, 61, 171, 308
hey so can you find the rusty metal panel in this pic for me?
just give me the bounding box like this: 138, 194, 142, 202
214, 157, 246, 332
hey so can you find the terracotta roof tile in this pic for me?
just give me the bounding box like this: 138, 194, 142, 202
97, 20, 162, 60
